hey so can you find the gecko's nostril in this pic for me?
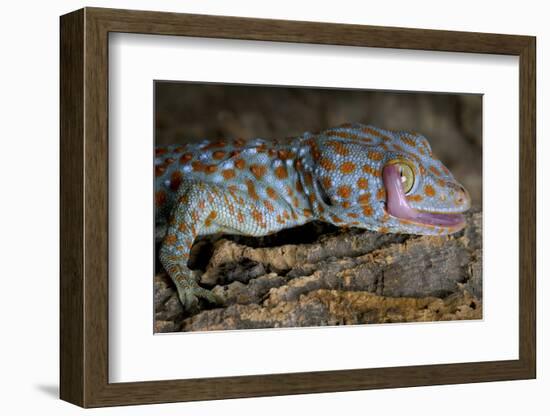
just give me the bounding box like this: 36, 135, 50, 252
455, 185, 471, 207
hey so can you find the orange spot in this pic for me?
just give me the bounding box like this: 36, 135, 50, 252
392, 144, 405, 152
293, 196, 300, 208
357, 177, 369, 189
155, 165, 166, 177
295, 180, 304, 193
237, 211, 244, 223
263, 200, 275, 212
363, 205, 373, 216
204, 211, 217, 227
156, 148, 171, 158
191, 161, 205, 172
304, 172, 313, 186
170, 171, 183, 191
438, 179, 446, 187
363, 165, 380, 177
342, 201, 351, 209
164, 234, 177, 245
303, 209, 313, 217
361, 127, 391, 141
250, 164, 267, 179
358, 193, 371, 204
286, 186, 294, 196
429, 166, 442, 177
376, 188, 386, 200
347, 212, 359, 219
283, 211, 290, 220
275, 165, 288, 179
266, 187, 277, 199
205, 165, 217, 174
179, 153, 193, 164
277, 150, 292, 160
408, 194, 423, 202
212, 151, 226, 160
331, 131, 361, 140
198, 199, 205, 209
295, 159, 303, 171
246, 180, 259, 200
155, 190, 166, 207
319, 158, 336, 171
337, 185, 351, 199
203, 141, 226, 150
234, 159, 246, 170
178, 223, 187, 233
322, 176, 332, 190
401, 136, 416, 147
378, 226, 389, 233
340, 161, 356, 175
326, 140, 349, 156
164, 158, 175, 165
251, 209, 264, 225
234, 138, 245, 146
368, 151, 384, 161
424, 185, 436, 197
222, 169, 236, 180
330, 214, 343, 223
178, 195, 188, 204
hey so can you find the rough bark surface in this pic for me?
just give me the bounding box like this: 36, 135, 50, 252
154, 209, 482, 333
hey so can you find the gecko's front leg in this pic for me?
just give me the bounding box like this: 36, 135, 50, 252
159, 182, 222, 312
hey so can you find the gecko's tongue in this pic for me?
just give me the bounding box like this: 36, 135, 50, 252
382, 164, 465, 229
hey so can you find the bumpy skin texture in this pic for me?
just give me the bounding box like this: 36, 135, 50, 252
155, 123, 471, 310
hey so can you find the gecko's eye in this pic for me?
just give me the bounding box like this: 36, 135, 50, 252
387, 159, 415, 194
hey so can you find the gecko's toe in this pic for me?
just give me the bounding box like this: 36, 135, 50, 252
177, 284, 222, 313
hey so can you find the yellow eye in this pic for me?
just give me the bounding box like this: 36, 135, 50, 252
388, 160, 415, 194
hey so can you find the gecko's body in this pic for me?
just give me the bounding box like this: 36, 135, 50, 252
155, 123, 471, 310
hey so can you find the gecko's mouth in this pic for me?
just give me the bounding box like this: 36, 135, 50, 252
382, 164, 466, 230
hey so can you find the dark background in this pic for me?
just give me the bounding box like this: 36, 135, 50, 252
155, 82, 482, 207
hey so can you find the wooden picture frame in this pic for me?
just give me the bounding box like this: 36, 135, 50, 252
60, 7, 536, 408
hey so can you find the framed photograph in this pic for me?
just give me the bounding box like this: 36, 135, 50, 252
60, 7, 536, 408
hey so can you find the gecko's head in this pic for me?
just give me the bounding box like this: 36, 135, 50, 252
311, 125, 471, 235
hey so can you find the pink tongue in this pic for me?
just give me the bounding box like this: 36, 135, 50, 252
382, 164, 464, 227
383, 164, 417, 220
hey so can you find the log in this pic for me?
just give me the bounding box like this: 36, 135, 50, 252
154, 208, 482, 333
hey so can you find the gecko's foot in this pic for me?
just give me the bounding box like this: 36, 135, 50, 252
176, 282, 221, 313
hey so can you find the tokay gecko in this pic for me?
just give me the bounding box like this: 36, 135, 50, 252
155, 123, 471, 310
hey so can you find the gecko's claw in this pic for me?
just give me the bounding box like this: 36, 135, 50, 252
176, 281, 222, 313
